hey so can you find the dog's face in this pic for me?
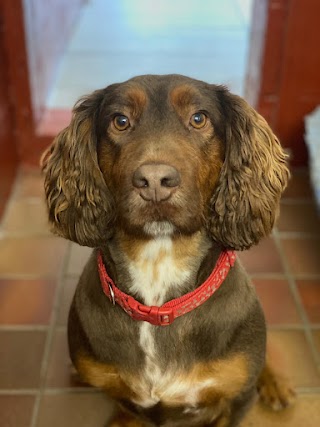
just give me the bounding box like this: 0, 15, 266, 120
42, 74, 289, 249
97, 76, 225, 238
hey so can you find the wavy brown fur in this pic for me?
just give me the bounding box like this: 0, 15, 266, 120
210, 93, 290, 250
41, 90, 114, 247
41, 76, 289, 251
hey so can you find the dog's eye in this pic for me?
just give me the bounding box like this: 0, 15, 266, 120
190, 112, 207, 129
113, 115, 130, 131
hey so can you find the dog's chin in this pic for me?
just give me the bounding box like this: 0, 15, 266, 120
143, 221, 176, 238
118, 216, 202, 239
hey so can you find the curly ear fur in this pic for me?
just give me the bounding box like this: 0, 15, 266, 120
41, 90, 114, 247
210, 92, 290, 250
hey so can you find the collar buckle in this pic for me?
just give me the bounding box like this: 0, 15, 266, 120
126, 298, 174, 326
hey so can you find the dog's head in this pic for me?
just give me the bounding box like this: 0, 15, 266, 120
41, 75, 289, 250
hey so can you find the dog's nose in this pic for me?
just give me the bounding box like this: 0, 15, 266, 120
132, 163, 181, 202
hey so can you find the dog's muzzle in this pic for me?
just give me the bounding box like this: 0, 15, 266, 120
132, 163, 181, 203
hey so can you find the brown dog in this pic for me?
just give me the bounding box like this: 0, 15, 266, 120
42, 74, 293, 426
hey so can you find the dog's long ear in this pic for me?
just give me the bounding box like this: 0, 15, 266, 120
41, 90, 114, 247
209, 91, 290, 250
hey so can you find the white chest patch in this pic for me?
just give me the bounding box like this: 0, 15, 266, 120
126, 237, 190, 407
132, 324, 218, 408
125, 237, 214, 409
127, 237, 190, 306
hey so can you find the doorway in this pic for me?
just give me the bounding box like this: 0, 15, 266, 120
47, 0, 253, 109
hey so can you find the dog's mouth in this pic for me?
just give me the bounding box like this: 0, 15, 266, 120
124, 195, 181, 226
117, 189, 203, 237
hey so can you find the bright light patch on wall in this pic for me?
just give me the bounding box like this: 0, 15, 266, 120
120, 0, 223, 34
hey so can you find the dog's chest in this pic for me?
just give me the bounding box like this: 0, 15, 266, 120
124, 324, 248, 425
124, 238, 216, 413
135, 323, 217, 409
103, 237, 249, 422
125, 239, 190, 402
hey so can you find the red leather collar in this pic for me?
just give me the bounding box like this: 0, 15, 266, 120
98, 249, 236, 326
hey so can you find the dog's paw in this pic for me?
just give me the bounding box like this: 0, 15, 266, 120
257, 367, 296, 411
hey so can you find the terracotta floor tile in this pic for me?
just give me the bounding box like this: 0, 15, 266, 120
14, 166, 44, 199
0, 199, 6, 221
36, 393, 114, 427
57, 277, 78, 326
277, 202, 320, 234
0, 331, 46, 388
241, 395, 320, 427
296, 280, 320, 323
283, 170, 314, 199
67, 244, 93, 276
0, 236, 68, 277
46, 329, 87, 388
267, 330, 320, 388
280, 238, 320, 276
238, 237, 283, 275
253, 279, 301, 325
0, 395, 35, 427
0, 279, 56, 324
1, 198, 50, 236
312, 330, 320, 356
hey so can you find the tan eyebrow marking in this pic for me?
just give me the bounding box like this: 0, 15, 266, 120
170, 84, 201, 114
124, 86, 148, 119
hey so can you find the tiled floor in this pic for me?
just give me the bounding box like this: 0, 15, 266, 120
0, 166, 320, 426
47, 0, 252, 108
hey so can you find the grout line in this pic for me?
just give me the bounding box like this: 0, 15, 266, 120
250, 272, 320, 280
272, 227, 320, 372
30, 241, 72, 427
281, 198, 317, 205
4, 196, 44, 204
295, 387, 320, 394
53, 325, 68, 332
0, 325, 48, 331
267, 324, 305, 331
0, 387, 95, 396
0, 234, 63, 241
249, 273, 287, 280
43, 387, 99, 395
0, 274, 64, 280
0, 231, 53, 239
277, 232, 320, 239
290, 274, 320, 280
11, 196, 44, 202
0, 389, 38, 396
